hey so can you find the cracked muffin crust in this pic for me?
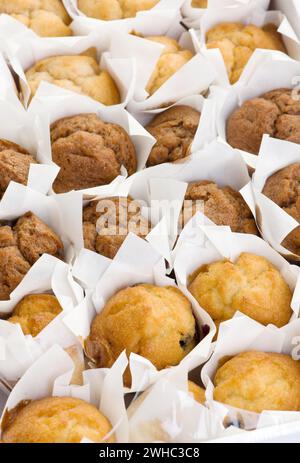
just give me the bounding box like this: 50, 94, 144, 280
78, 0, 160, 20
25, 55, 121, 105
146, 106, 200, 166
85, 284, 197, 386
206, 23, 286, 84
262, 163, 300, 255
214, 351, 300, 413
0, 0, 71, 37
188, 252, 292, 328
7, 294, 62, 337
1, 397, 115, 443
50, 114, 137, 193
227, 89, 300, 155
0, 212, 63, 300
145, 36, 194, 96
83, 196, 151, 259
0, 139, 37, 198
181, 181, 258, 234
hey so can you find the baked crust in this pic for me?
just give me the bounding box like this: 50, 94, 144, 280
78, 0, 159, 20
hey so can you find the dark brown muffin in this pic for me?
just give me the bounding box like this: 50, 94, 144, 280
50, 114, 137, 193
0, 139, 37, 198
263, 163, 300, 254
146, 106, 200, 167
0, 212, 63, 300
83, 197, 151, 259
181, 181, 258, 234
227, 89, 300, 155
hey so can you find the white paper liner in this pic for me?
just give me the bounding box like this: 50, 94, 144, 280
201, 313, 300, 431
182, 0, 270, 22
63, 233, 215, 392
0, 52, 21, 108
216, 50, 300, 169
5, 32, 136, 108
274, 0, 300, 49
0, 345, 129, 443
0, 14, 38, 46
0, 255, 84, 383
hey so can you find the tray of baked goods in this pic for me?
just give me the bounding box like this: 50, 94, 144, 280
0, 0, 300, 445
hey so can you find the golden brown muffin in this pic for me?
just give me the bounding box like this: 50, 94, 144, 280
227, 89, 300, 155
83, 196, 151, 259
181, 181, 258, 234
50, 114, 137, 193
145, 36, 193, 95
206, 23, 287, 84
7, 294, 62, 336
1, 396, 114, 443
188, 381, 206, 404
192, 0, 207, 7
0, 139, 37, 198
85, 284, 197, 386
78, 0, 159, 20
0, 212, 63, 301
0, 0, 71, 37
25, 55, 120, 105
146, 106, 200, 166
214, 351, 300, 413
262, 163, 300, 255
189, 252, 292, 328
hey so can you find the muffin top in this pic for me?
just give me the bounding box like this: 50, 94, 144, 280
146, 106, 200, 167
0, 212, 63, 301
0, 0, 71, 37
0, 139, 37, 198
7, 294, 62, 337
50, 114, 137, 193
214, 351, 300, 413
83, 196, 150, 259
192, 0, 207, 6
25, 55, 120, 105
146, 36, 193, 96
189, 252, 292, 328
85, 284, 197, 386
188, 381, 206, 404
1, 396, 114, 443
78, 0, 160, 20
182, 181, 258, 234
206, 23, 286, 84
227, 89, 300, 155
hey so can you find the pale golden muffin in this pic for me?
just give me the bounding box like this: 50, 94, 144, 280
214, 351, 300, 413
189, 252, 292, 328
85, 284, 197, 386
0, 212, 63, 301
50, 114, 137, 193
83, 197, 151, 259
145, 36, 193, 96
0, 139, 37, 198
192, 0, 207, 7
78, 0, 160, 20
206, 23, 287, 84
7, 294, 62, 337
1, 397, 115, 443
188, 381, 206, 404
0, 0, 71, 37
25, 55, 121, 105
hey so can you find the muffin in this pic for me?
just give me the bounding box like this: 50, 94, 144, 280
188, 381, 205, 404
192, 0, 207, 6
145, 36, 193, 95
189, 252, 292, 328
85, 284, 197, 386
7, 294, 62, 337
0, 0, 72, 37
50, 114, 137, 193
83, 196, 151, 259
0, 212, 63, 301
181, 181, 258, 234
146, 106, 200, 166
25, 55, 120, 105
1, 397, 114, 443
214, 351, 300, 413
78, 0, 160, 20
206, 23, 286, 84
0, 139, 37, 198
262, 163, 300, 255
227, 89, 300, 155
